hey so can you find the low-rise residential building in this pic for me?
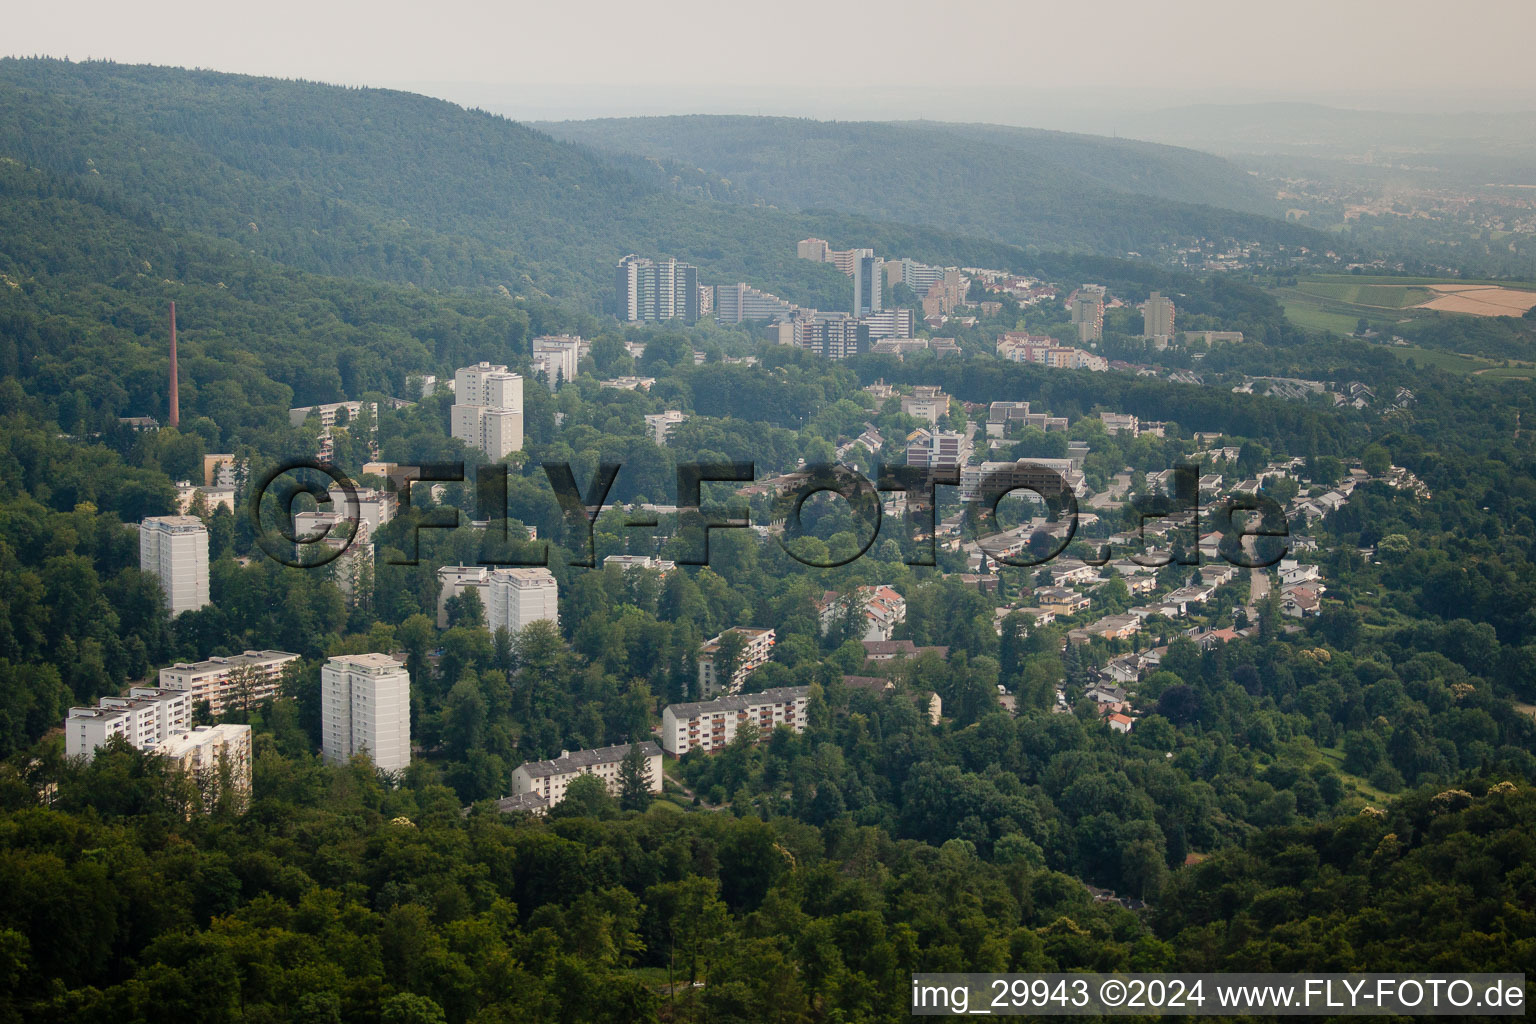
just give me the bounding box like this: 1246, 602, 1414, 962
862, 639, 949, 662
816, 585, 906, 642
661, 686, 810, 756
1050, 560, 1102, 586
158, 650, 301, 715
906, 428, 968, 470
1281, 585, 1321, 618
64, 689, 250, 813
65, 687, 192, 759
161, 724, 254, 813
1201, 564, 1237, 587
900, 386, 950, 424
1036, 587, 1091, 615
698, 627, 776, 696
1098, 412, 1139, 436
603, 554, 677, 576
510, 741, 663, 807
600, 376, 657, 391
175, 481, 237, 514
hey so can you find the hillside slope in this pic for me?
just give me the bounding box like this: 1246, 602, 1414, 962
541, 115, 1319, 254
0, 59, 1139, 317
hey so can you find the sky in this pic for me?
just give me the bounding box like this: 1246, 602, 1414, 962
8, 0, 1536, 124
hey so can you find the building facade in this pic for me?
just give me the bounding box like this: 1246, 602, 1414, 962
645, 410, 688, 445
436, 565, 490, 628
616, 255, 701, 324
697, 627, 776, 697
65, 688, 251, 812
1141, 291, 1175, 343
161, 724, 254, 812
510, 741, 663, 807
661, 686, 811, 756
486, 568, 559, 635
321, 654, 412, 773
451, 362, 524, 460
531, 334, 582, 389
157, 650, 300, 716
66, 687, 192, 760
852, 250, 882, 316
140, 515, 210, 616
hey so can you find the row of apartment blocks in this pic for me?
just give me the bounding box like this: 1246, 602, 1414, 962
499, 684, 820, 813
995, 332, 1108, 372
64, 688, 252, 812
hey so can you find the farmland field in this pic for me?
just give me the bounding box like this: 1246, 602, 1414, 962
1276, 274, 1536, 339
1295, 281, 1436, 308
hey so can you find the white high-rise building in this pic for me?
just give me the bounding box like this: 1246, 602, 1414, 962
486, 568, 559, 634
531, 335, 582, 390
140, 515, 210, 616
321, 654, 412, 773
451, 363, 524, 460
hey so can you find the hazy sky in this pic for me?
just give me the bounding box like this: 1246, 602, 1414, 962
9, 0, 1536, 122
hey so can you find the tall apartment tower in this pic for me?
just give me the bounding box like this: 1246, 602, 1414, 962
320, 654, 411, 773
1141, 291, 1175, 343
1071, 286, 1106, 344
451, 363, 524, 460
486, 568, 559, 634
852, 250, 883, 317
615, 255, 701, 324
140, 515, 210, 616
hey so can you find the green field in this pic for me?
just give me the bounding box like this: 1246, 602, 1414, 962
1275, 273, 1536, 349
1386, 345, 1536, 377
1300, 273, 1536, 290
1277, 290, 1369, 333
1295, 281, 1436, 308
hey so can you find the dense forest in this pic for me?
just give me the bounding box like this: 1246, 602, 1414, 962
541, 115, 1328, 256
0, 57, 1534, 1022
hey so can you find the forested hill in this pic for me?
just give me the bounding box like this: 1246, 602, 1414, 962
540, 115, 1323, 254
0, 58, 1062, 314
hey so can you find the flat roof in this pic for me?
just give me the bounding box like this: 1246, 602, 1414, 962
163, 650, 299, 674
